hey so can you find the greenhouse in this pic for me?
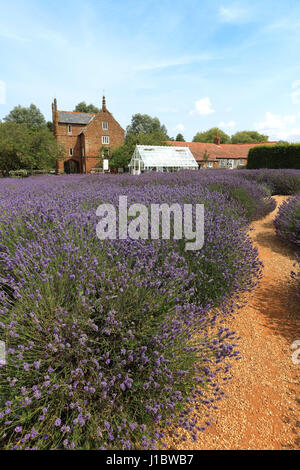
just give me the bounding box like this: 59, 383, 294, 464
129, 145, 198, 175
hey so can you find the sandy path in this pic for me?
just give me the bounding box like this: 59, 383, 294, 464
170, 196, 300, 450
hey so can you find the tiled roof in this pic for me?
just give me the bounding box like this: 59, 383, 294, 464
58, 111, 96, 125
168, 141, 277, 161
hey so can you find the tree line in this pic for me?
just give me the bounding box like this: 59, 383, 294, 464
0, 101, 271, 174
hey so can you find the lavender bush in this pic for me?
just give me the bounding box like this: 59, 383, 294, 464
291, 257, 300, 297
0, 172, 268, 449
274, 194, 300, 247
237, 169, 300, 195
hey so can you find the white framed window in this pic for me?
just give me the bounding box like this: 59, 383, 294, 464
102, 135, 110, 145
102, 121, 108, 130
68, 125, 72, 134
207, 161, 213, 168
69, 148, 73, 156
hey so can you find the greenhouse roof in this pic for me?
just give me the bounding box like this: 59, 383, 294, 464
133, 145, 198, 168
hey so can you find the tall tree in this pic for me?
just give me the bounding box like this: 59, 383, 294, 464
193, 127, 230, 144
4, 104, 46, 130
126, 114, 168, 138
231, 131, 269, 144
74, 102, 99, 113
0, 122, 65, 175
175, 133, 185, 141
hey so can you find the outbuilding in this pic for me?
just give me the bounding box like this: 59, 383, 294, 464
129, 145, 198, 175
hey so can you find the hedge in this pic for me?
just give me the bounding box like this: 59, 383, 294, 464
247, 144, 300, 169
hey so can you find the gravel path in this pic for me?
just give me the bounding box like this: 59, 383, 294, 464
169, 196, 300, 450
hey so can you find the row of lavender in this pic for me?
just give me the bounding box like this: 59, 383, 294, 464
0, 170, 298, 450
274, 193, 300, 296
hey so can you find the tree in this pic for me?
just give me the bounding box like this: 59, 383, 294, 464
47, 121, 54, 133
4, 104, 46, 129
74, 102, 99, 113
0, 122, 65, 176
175, 133, 185, 141
126, 114, 168, 138
231, 131, 269, 144
193, 127, 230, 144
203, 150, 210, 165
110, 132, 169, 169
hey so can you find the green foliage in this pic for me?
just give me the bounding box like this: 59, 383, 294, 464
247, 144, 300, 169
0, 122, 66, 175
193, 127, 230, 144
231, 131, 268, 144
175, 133, 185, 141
47, 121, 54, 133
126, 113, 168, 137
4, 104, 46, 130
110, 132, 169, 169
74, 102, 99, 113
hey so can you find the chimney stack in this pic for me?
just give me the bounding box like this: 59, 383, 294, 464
214, 134, 221, 145
102, 95, 106, 112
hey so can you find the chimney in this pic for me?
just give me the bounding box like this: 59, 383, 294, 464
52, 98, 58, 137
102, 95, 106, 112
214, 134, 221, 145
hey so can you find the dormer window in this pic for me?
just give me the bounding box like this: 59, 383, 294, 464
102, 122, 108, 130
68, 125, 72, 134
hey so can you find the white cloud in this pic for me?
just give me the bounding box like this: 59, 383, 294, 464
291, 80, 300, 104
158, 106, 177, 113
255, 111, 300, 141
175, 123, 185, 132
0, 31, 29, 42
0, 81, 6, 104
219, 5, 249, 23
219, 120, 236, 130
136, 54, 212, 71
190, 97, 215, 116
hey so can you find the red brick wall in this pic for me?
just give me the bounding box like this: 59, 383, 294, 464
83, 109, 125, 158
53, 107, 125, 174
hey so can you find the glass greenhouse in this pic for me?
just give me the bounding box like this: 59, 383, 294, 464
129, 145, 199, 175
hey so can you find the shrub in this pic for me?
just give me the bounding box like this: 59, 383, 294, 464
274, 194, 300, 247
247, 144, 300, 169
0, 173, 263, 449
291, 257, 300, 297
237, 169, 300, 195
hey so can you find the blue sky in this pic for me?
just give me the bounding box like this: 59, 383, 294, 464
0, 0, 300, 141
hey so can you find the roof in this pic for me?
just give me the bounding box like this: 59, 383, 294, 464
167, 141, 277, 161
58, 111, 96, 125
131, 145, 198, 168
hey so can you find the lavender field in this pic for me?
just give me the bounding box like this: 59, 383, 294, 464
0, 170, 299, 450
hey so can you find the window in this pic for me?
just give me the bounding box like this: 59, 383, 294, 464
207, 161, 213, 168
102, 136, 110, 145
102, 121, 108, 130
69, 148, 73, 156
82, 147, 85, 157
68, 125, 72, 134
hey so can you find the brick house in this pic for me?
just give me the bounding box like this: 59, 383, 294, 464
52, 97, 125, 173
168, 135, 277, 169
